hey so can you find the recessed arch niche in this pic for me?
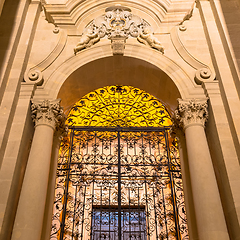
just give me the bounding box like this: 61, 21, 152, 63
57, 56, 181, 114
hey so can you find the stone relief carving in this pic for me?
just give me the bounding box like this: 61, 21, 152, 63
173, 99, 209, 129
195, 68, 215, 84
24, 69, 43, 86
137, 26, 164, 53
31, 99, 67, 133
74, 5, 164, 55
74, 29, 100, 54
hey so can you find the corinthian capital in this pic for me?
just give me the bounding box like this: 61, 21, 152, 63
31, 99, 66, 131
173, 99, 208, 130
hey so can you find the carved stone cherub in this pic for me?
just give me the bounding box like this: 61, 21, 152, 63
137, 27, 164, 53
74, 28, 100, 54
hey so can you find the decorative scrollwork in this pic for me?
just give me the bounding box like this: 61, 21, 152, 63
53, 26, 59, 34
195, 68, 215, 84
51, 129, 189, 240
24, 69, 43, 85
179, 25, 187, 31
74, 5, 164, 54
67, 85, 172, 127
51, 86, 188, 240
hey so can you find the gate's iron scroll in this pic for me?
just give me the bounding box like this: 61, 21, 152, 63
50, 86, 188, 240
51, 127, 188, 240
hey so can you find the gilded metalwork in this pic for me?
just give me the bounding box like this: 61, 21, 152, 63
51, 128, 188, 240
67, 85, 172, 127
51, 86, 188, 240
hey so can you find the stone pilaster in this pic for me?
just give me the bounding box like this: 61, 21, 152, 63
11, 99, 66, 240
173, 98, 229, 240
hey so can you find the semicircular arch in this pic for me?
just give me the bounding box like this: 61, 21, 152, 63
67, 85, 172, 127
35, 43, 205, 112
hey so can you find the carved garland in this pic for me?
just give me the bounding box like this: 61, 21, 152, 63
74, 5, 164, 55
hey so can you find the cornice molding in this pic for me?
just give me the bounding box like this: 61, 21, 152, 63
42, 0, 195, 28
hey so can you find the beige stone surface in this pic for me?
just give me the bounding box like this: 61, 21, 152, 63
184, 123, 229, 239
0, 83, 35, 240
0, 1, 41, 169
11, 124, 54, 240
0, 0, 240, 239
0, 0, 29, 87
199, 0, 240, 159
57, 56, 181, 114
41, 134, 61, 240
11, 98, 65, 240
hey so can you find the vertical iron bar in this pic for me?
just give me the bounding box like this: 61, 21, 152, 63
57, 126, 184, 240
142, 133, 150, 240
153, 186, 159, 240
80, 185, 87, 240
128, 188, 131, 240
152, 132, 158, 239
137, 187, 144, 240
100, 186, 103, 238
96, 132, 103, 239
164, 130, 179, 240
90, 180, 95, 240
118, 131, 121, 240
161, 187, 169, 240
91, 132, 97, 239
136, 143, 142, 240
144, 174, 150, 240
89, 132, 96, 239
109, 136, 112, 239
109, 186, 111, 239
59, 129, 75, 240
71, 184, 79, 240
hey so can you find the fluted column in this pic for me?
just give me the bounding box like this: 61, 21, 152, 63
173, 99, 229, 240
11, 99, 66, 240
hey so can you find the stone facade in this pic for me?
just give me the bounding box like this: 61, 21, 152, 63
0, 0, 240, 239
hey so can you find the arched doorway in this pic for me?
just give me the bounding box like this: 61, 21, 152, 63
51, 85, 188, 240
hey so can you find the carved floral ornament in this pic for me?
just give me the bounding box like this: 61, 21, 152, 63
173, 99, 209, 130
74, 5, 164, 55
31, 99, 67, 135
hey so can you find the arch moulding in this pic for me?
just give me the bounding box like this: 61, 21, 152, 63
33, 43, 205, 106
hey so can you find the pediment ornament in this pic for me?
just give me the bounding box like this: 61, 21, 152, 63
74, 5, 164, 55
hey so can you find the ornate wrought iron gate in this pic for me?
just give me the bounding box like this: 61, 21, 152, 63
51, 126, 188, 240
